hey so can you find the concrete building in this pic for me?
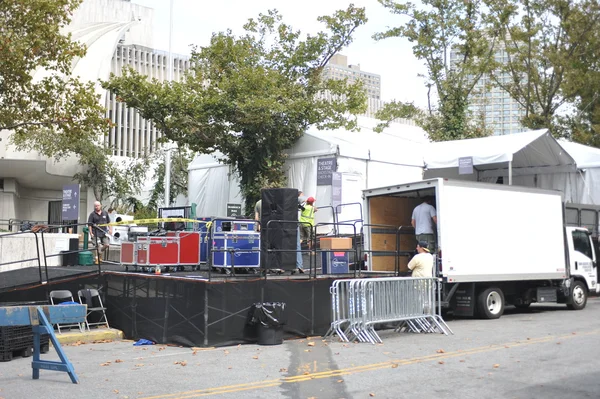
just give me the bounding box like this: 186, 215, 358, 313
451, 45, 528, 136
0, 0, 189, 227
322, 54, 382, 101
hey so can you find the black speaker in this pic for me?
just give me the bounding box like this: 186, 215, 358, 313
61, 238, 80, 266
261, 227, 298, 270
260, 188, 298, 227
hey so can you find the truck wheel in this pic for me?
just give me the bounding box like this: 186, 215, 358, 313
567, 280, 587, 310
477, 287, 505, 319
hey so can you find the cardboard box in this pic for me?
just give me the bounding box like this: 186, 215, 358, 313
320, 237, 353, 250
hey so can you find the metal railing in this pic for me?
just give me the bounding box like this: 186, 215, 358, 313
325, 277, 453, 344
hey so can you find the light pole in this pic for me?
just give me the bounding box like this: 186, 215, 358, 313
164, 0, 174, 208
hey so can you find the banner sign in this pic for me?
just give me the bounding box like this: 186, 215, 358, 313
226, 203, 242, 217
332, 172, 342, 214
458, 156, 474, 175
317, 157, 337, 186
61, 184, 80, 221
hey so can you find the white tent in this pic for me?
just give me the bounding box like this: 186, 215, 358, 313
508, 140, 600, 205
423, 129, 577, 184
187, 117, 428, 232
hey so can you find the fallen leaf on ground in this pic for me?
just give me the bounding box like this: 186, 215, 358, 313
174, 361, 187, 366
113, 390, 119, 394
556, 342, 561, 345
279, 368, 288, 372
224, 350, 230, 355
115, 359, 123, 363
436, 349, 445, 353
135, 364, 144, 367
337, 379, 344, 383
158, 347, 165, 351
192, 350, 198, 355
493, 364, 500, 368
307, 342, 315, 347
303, 372, 310, 375
459, 360, 465, 363
304, 349, 312, 352
391, 363, 398, 368
252, 356, 259, 360
100, 362, 111, 366
369, 393, 376, 397
438, 361, 445, 365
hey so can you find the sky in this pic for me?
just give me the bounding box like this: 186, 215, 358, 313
132, 0, 429, 107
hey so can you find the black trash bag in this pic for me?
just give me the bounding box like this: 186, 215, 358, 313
248, 302, 287, 327
245, 302, 287, 345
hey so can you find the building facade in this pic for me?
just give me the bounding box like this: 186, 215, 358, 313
451, 45, 528, 136
0, 0, 186, 226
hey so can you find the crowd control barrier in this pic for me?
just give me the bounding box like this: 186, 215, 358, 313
325, 277, 453, 344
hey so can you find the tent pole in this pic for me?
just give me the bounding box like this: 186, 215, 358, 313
508, 161, 513, 185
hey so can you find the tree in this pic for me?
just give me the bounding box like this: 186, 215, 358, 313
1, 0, 110, 157
103, 6, 368, 214
484, 0, 600, 138
374, 0, 497, 141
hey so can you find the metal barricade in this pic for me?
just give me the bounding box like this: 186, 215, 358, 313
325, 277, 453, 344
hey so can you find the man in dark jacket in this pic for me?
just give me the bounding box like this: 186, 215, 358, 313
88, 201, 110, 263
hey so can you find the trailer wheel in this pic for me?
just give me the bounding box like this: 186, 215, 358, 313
477, 287, 505, 319
567, 280, 587, 310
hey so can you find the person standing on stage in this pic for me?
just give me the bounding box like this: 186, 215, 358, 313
88, 201, 110, 263
299, 197, 316, 249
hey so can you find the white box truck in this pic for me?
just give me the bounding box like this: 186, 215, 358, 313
363, 178, 598, 319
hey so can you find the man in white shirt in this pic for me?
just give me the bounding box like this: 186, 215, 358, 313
411, 197, 437, 252
407, 241, 434, 278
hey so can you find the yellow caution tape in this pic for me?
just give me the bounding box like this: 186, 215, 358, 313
97, 218, 210, 227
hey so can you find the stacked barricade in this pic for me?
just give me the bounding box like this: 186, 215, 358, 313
325, 277, 453, 344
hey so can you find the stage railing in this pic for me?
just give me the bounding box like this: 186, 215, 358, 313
325, 277, 452, 344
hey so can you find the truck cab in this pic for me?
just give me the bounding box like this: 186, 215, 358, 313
566, 227, 599, 303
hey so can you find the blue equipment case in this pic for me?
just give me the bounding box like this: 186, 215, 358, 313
321, 251, 350, 274
212, 231, 261, 269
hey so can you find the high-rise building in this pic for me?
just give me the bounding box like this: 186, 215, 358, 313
451, 45, 527, 135
322, 54, 381, 101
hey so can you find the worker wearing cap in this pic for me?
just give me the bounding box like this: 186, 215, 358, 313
299, 196, 316, 248
407, 241, 434, 277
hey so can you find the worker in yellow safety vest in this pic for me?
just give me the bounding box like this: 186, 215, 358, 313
299, 197, 316, 248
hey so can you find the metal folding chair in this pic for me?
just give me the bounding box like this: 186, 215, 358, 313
49, 290, 84, 333
77, 289, 109, 331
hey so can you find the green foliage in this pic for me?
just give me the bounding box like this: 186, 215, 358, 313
103, 6, 368, 214
1, 0, 111, 156
484, 0, 600, 140
375, 0, 496, 141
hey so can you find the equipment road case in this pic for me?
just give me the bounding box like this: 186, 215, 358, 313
212, 231, 260, 273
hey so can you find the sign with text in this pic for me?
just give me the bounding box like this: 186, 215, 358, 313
458, 156, 474, 175
226, 203, 242, 217
332, 172, 342, 214
317, 157, 337, 186
62, 184, 80, 221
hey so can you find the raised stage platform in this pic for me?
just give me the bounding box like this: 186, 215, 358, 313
0, 262, 383, 347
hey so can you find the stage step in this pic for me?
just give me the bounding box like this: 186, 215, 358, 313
51, 327, 124, 346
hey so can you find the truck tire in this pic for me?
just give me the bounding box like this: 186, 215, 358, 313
567, 280, 587, 310
477, 287, 505, 319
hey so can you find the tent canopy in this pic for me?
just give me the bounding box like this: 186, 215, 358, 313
424, 129, 577, 179
559, 140, 600, 169
289, 117, 428, 167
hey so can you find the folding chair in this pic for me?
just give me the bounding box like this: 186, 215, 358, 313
49, 290, 84, 333
77, 289, 110, 331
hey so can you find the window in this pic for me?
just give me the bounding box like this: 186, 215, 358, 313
572, 230, 593, 259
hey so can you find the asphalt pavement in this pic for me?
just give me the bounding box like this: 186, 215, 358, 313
1, 298, 600, 399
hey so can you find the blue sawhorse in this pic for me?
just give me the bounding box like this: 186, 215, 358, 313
0, 305, 87, 384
